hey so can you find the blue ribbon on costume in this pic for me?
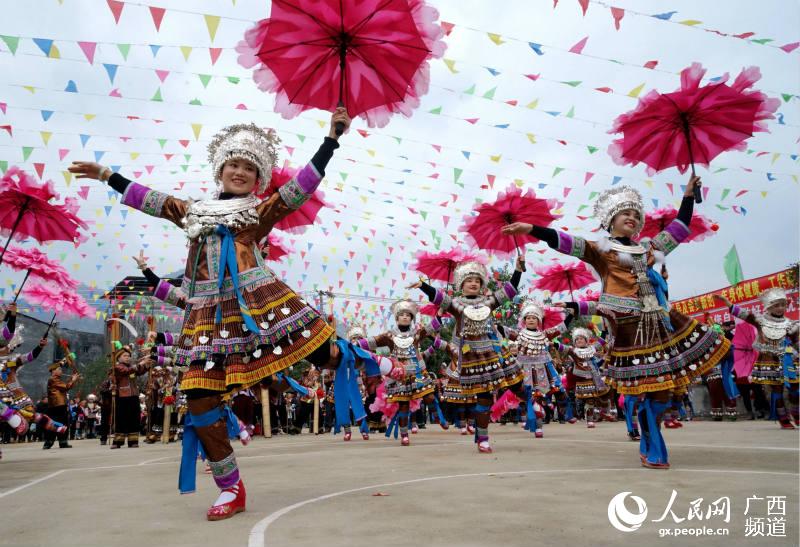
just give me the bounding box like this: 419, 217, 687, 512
646, 268, 674, 332
179, 405, 239, 494
623, 395, 638, 434
333, 340, 368, 430
275, 372, 309, 397
546, 361, 564, 392
720, 353, 740, 400
430, 393, 448, 427
214, 225, 260, 334
783, 339, 797, 387
385, 410, 409, 439
524, 385, 537, 433
639, 399, 669, 465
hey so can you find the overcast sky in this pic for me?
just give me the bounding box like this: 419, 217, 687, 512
1, 0, 798, 331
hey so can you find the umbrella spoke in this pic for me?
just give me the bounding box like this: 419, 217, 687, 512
258, 37, 339, 57
347, 0, 397, 37
272, 0, 340, 35
351, 37, 432, 54
286, 47, 339, 104
349, 48, 407, 102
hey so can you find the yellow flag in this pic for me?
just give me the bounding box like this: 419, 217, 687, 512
487, 33, 504, 45
40, 131, 52, 145
180, 46, 193, 61
627, 83, 646, 98
204, 15, 221, 42
442, 59, 458, 73
192, 123, 203, 140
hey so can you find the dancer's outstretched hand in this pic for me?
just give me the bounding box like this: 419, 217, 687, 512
68, 161, 108, 181
132, 250, 148, 270
501, 222, 533, 235
406, 277, 424, 289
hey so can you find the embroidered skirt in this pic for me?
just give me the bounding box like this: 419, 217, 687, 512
385, 371, 435, 403
177, 276, 334, 392
603, 309, 730, 396
751, 352, 798, 386
455, 335, 523, 395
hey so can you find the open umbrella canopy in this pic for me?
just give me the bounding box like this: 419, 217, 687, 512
0, 245, 79, 289
0, 167, 88, 263
608, 63, 779, 176
237, 0, 446, 127
533, 261, 597, 298
638, 207, 719, 243
412, 248, 487, 284
460, 184, 562, 257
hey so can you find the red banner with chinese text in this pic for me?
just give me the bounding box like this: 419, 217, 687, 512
671, 268, 799, 324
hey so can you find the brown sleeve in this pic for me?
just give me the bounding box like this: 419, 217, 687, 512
254, 192, 295, 240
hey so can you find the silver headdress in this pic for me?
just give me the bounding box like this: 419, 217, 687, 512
593, 185, 644, 232
207, 123, 280, 195
346, 323, 366, 341
520, 301, 544, 322
571, 327, 593, 342
454, 260, 488, 290
391, 299, 419, 320
760, 287, 787, 309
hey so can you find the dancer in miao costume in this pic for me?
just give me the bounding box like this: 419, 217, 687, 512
715, 287, 798, 429
410, 256, 526, 453
561, 327, 613, 428
69, 109, 353, 520
503, 176, 730, 469
494, 301, 571, 438
356, 299, 448, 446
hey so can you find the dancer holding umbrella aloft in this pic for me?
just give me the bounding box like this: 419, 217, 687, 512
408, 255, 528, 453
502, 177, 730, 469
68, 110, 352, 521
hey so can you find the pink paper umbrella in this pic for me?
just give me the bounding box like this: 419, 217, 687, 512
22, 282, 93, 319
460, 184, 562, 257
0, 167, 88, 266
578, 289, 601, 303
237, 0, 446, 129
258, 232, 293, 262
608, 62, 779, 203
412, 248, 487, 285
0, 245, 79, 302
258, 164, 329, 233
419, 303, 452, 319
533, 261, 597, 300
638, 207, 718, 243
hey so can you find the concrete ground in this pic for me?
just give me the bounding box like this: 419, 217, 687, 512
0, 420, 797, 547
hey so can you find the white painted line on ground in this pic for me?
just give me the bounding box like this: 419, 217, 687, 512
507, 436, 800, 452
0, 470, 65, 499
247, 467, 800, 547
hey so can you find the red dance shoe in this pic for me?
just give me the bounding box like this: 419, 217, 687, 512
207, 480, 246, 521
466, 424, 475, 435
361, 432, 369, 440
400, 434, 410, 446
343, 431, 352, 441
477, 440, 493, 453
534, 429, 543, 438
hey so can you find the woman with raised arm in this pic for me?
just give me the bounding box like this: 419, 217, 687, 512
502, 177, 730, 469
68, 110, 353, 521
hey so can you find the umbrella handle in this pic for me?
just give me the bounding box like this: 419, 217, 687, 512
335, 45, 347, 137
681, 117, 702, 204
12, 269, 31, 304
43, 312, 57, 338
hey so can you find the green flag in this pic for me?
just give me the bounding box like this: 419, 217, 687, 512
723, 244, 744, 286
